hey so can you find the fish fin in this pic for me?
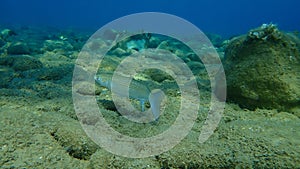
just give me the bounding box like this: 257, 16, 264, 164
149, 89, 165, 121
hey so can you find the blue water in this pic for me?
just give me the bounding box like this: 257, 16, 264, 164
1, 0, 299, 37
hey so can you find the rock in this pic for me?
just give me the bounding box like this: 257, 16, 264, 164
42, 40, 73, 52
0, 29, 16, 40
73, 81, 95, 95
99, 56, 121, 71
36, 66, 72, 81
36, 83, 70, 99
156, 39, 193, 60
186, 52, 200, 62
12, 55, 43, 71
247, 23, 281, 40
148, 35, 162, 48
0, 66, 14, 88
7, 42, 30, 54
156, 41, 170, 50
144, 68, 173, 83
187, 61, 205, 74
108, 47, 128, 56
102, 29, 118, 40
98, 99, 117, 111
174, 49, 186, 58
0, 55, 43, 71
224, 24, 300, 111
126, 39, 146, 51
0, 38, 5, 47
206, 33, 224, 47
86, 39, 107, 51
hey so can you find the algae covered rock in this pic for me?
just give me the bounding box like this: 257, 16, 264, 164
0, 28, 16, 40
144, 68, 173, 83
7, 42, 30, 54
0, 38, 5, 47
0, 55, 43, 71
0, 66, 14, 88
36, 66, 73, 81
225, 24, 300, 111
42, 39, 73, 52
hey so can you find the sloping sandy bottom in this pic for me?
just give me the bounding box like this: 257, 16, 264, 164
0, 90, 299, 168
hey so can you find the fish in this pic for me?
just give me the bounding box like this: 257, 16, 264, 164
94, 75, 164, 121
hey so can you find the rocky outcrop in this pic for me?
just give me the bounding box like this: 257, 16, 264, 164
225, 24, 300, 112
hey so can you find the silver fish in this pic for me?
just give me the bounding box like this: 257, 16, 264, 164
94, 75, 164, 121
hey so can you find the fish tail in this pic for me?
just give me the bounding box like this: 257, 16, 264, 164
149, 89, 165, 121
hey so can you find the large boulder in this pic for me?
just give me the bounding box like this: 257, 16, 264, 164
224, 24, 300, 112
0, 55, 43, 71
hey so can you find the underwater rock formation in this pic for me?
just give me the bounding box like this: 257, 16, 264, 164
225, 24, 300, 113
0, 54, 43, 71
0, 28, 16, 40
0, 38, 5, 48
7, 42, 30, 55
42, 39, 74, 53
